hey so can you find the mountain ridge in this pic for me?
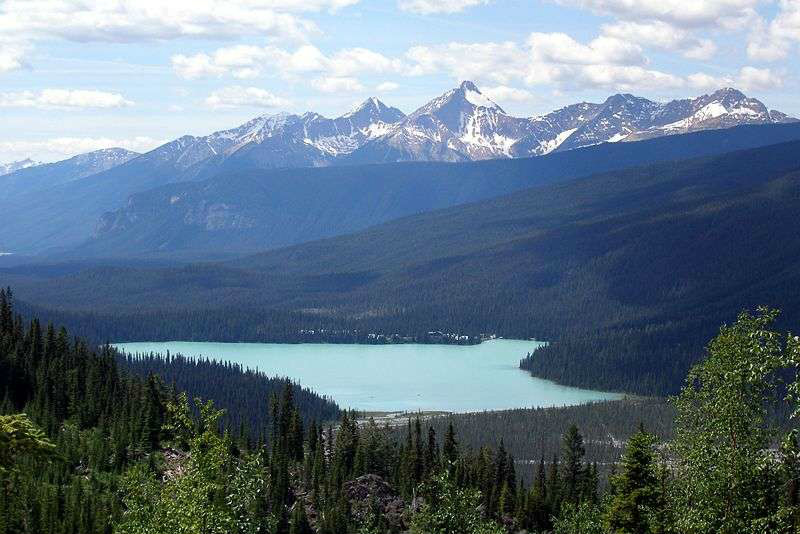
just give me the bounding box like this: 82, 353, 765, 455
73, 122, 800, 260
0, 148, 138, 201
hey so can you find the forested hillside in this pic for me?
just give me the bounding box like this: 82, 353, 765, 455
4, 301, 800, 533
52, 122, 800, 259
119, 352, 341, 439
6, 140, 800, 395
0, 289, 339, 532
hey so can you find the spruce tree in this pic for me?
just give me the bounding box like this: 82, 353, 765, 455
561, 425, 585, 504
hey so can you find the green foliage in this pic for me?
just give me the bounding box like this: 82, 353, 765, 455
0, 414, 55, 475
605, 427, 668, 534
670, 308, 800, 534
553, 501, 605, 534
116, 394, 238, 534
410, 471, 504, 534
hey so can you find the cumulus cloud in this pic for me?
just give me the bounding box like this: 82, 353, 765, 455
405, 35, 682, 91
528, 32, 645, 65
482, 85, 534, 102
747, 0, 800, 61
405, 42, 528, 84
398, 0, 489, 14
172, 44, 403, 82
553, 0, 759, 29
0, 0, 366, 72
0, 1, 344, 44
0, 45, 26, 73
601, 21, 717, 60
311, 76, 364, 93
0, 136, 163, 162
736, 66, 785, 90
687, 66, 784, 91
376, 81, 400, 92
0, 89, 134, 109
205, 86, 291, 109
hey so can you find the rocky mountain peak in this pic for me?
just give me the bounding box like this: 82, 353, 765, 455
343, 97, 405, 125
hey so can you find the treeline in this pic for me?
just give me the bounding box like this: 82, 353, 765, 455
0, 288, 338, 533
118, 351, 341, 438
0, 287, 171, 533
415, 398, 674, 482
4, 290, 800, 532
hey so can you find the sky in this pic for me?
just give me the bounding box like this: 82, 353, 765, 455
0, 0, 798, 163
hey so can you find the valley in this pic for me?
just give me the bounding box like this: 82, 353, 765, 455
113, 339, 621, 412
3, 72, 800, 532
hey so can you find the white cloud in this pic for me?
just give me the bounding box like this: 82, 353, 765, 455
747, 0, 800, 61
0, 136, 163, 162
205, 86, 291, 109
0, 89, 134, 109
736, 66, 784, 90
405, 36, 682, 91
376, 82, 400, 92
577, 65, 684, 90
528, 32, 645, 65
0, 45, 26, 74
405, 41, 528, 84
601, 21, 717, 60
687, 66, 784, 91
687, 72, 729, 90
311, 76, 364, 93
172, 44, 403, 81
398, 0, 489, 14
554, 0, 759, 29
482, 85, 534, 102
0, 0, 366, 72
0, 1, 339, 44
171, 53, 228, 80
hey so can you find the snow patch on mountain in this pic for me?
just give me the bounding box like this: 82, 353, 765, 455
0, 159, 41, 176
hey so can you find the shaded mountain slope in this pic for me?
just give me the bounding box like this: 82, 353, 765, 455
4, 140, 800, 396
77, 122, 800, 259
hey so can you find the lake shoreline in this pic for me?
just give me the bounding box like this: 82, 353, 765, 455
114, 339, 620, 413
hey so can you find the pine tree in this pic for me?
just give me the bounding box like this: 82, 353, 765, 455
443, 422, 458, 465
561, 425, 585, 504
290, 503, 313, 534
605, 426, 660, 534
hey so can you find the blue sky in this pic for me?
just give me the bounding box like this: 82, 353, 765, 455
1, 0, 798, 162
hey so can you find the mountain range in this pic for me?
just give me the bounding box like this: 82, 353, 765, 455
0, 158, 40, 176
79, 122, 800, 259
0, 148, 138, 201
0, 83, 796, 257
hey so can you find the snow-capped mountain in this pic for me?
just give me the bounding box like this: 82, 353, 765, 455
61, 85, 791, 186
127, 98, 407, 180
0, 148, 139, 200
0, 158, 41, 176
347, 81, 535, 163
348, 83, 796, 163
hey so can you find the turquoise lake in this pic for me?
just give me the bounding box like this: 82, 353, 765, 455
113, 339, 621, 412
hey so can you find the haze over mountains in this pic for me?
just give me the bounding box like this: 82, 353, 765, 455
0, 148, 138, 201
0, 158, 40, 176
0, 83, 796, 257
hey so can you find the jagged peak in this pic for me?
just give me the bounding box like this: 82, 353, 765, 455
416, 80, 503, 114
341, 97, 404, 121
710, 87, 747, 99
459, 80, 480, 92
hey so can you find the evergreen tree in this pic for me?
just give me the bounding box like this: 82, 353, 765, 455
561, 424, 585, 504
605, 426, 661, 534
443, 422, 458, 465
